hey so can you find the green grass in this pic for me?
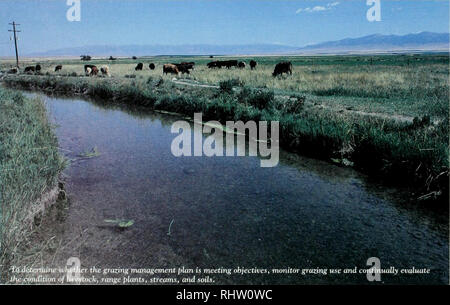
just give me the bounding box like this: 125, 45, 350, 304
2, 53, 447, 118
0, 88, 65, 282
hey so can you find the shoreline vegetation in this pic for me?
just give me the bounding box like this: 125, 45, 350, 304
2, 68, 448, 205
0, 88, 65, 282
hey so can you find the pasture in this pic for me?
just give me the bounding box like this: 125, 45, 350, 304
2, 53, 448, 118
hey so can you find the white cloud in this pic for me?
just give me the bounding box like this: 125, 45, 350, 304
296, 2, 340, 14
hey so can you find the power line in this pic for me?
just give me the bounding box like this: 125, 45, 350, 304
8, 21, 21, 68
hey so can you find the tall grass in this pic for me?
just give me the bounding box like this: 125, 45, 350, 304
0, 88, 65, 282
2, 54, 447, 117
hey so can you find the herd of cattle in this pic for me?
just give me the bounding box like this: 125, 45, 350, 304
6, 60, 293, 77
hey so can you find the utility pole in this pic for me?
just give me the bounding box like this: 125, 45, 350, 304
8, 21, 21, 68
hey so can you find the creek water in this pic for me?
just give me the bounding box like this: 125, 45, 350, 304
25, 92, 449, 284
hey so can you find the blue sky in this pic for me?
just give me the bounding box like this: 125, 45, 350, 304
0, 0, 448, 55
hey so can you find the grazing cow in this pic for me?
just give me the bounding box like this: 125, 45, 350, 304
238, 61, 246, 69
222, 60, 238, 69
100, 65, 110, 77
55, 65, 62, 72
90, 66, 99, 76
24, 66, 36, 73
250, 60, 257, 70
84, 64, 98, 76
8, 68, 18, 74
109, 56, 117, 61
149, 63, 155, 70
35, 64, 42, 73
207, 61, 219, 69
135, 63, 143, 71
132, 56, 137, 60
176, 65, 190, 74
180, 62, 195, 69
207, 60, 238, 69
84, 64, 96, 74
172, 63, 194, 74
272, 61, 293, 77
163, 64, 179, 75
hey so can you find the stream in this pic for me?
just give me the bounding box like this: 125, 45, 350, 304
24, 91, 449, 284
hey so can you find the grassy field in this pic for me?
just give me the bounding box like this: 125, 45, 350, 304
1, 53, 448, 204
2, 53, 448, 118
0, 88, 65, 281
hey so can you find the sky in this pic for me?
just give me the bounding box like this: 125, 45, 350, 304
0, 0, 448, 55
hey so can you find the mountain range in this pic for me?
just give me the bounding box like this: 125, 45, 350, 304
28, 32, 449, 57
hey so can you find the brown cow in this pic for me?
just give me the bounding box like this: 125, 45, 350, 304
90, 66, 99, 76
163, 64, 179, 75
84, 64, 96, 74
172, 63, 194, 74
180, 62, 195, 69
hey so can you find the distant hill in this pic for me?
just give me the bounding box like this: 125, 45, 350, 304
27, 32, 449, 57
29, 44, 300, 57
298, 32, 449, 54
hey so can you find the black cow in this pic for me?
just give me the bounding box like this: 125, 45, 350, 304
24, 66, 36, 73
238, 61, 246, 69
250, 60, 257, 70
272, 61, 293, 77
35, 64, 42, 73
207, 61, 219, 69
55, 65, 63, 72
135, 63, 143, 71
207, 60, 238, 69
222, 60, 238, 69
109, 56, 117, 60
149, 63, 155, 70
8, 68, 18, 74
